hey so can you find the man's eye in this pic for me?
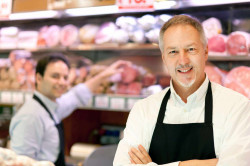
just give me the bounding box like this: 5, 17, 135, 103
169, 50, 177, 54
188, 48, 196, 52
51, 74, 59, 79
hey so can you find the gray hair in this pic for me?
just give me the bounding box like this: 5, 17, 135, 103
159, 15, 207, 53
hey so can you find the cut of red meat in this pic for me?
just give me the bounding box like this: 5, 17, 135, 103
127, 82, 142, 95
226, 31, 249, 56
121, 66, 138, 83
208, 34, 227, 55
60, 24, 78, 47
142, 73, 156, 87
205, 65, 226, 85
224, 66, 250, 98
116, 83, 128, 94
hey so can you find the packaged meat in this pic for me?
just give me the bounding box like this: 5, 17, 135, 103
121, 65, 138, 83
205, 65, 226, 85
202, 17, 222, 39
155, 14, 172, 27
17, 31, 39, 49
115, 16, 137, 32
79, 24, 99, 44
127, 82, 142, 95
145, 28, 160, 43
95, 22, 117, 44
226, 31, 249, 56
45, 25, 61, 47
208, 34, 228, 56
0, 27, 19, 49
60, 24, 78, 47
37, 26, 49, 47
137, 14, 156, 31
129, 29, 146, 44
142, 73, 156, 87
224, 66, 250, 98
112, 29, 129, 44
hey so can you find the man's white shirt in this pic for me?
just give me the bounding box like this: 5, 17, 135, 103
114, 76, 250, 166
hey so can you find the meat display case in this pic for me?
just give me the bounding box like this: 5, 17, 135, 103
0, 0, 249, 155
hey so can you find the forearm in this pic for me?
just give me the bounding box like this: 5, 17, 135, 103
85, 73, 106, 93
179, 159, 218, 166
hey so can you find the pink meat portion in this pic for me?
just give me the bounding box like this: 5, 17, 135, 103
116, 83, 127, 94
205, 66, 226, 85
142, 73, 156, 87
224, 66, 250, 98
60, 24, 78, 47
121, 66, 138, 83
46, 25, 61, 47
208, 35, 227, 53
226, 31, 249, 56
127, 82, 142, 95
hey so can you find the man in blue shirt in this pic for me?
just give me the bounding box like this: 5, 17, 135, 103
10, 53, 130, 166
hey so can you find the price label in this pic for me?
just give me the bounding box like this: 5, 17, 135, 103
1, 91, 12, 103
127, 98, 140, 110
12, 92, 24, 104
110, 97, 125, 110
0, 0, 12, 19
117, 0, 154, 10
95, 95, 109, 108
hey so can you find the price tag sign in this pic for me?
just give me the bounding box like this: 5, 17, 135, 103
12, 92, 24, 104
0, 0, 12, 19
1, 91, 12, 103
110, 97, 126, 110
117, 0, 154, 10
127, 98, 140, 110
94, 95, 109, 108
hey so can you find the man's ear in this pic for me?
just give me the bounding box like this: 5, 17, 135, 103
36, 73, 43, 86
205, 45, 208, 61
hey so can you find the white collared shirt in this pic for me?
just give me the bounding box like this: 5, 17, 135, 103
114, 76, 250, 166
9, 83, 92, 162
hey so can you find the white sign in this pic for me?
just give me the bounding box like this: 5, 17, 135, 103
110, 97, 125, 110
117, 0, 154, 10
95, 95, 109, 108
0, 0, 12, 18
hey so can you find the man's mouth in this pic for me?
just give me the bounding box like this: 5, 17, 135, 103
177, 67, 193, 73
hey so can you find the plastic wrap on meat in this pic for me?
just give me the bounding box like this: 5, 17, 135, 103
116, 83, 128, 94
112, 29, 129, 44
202, 17, 222, 39
116, 16, 137, 32
45, 25, 61, 47
0, 27, 19, 49
127, 82, 142, 95
155, 14, 172, 27
79, 24, 99, 44
95, 22, 117, 44
129, 29, 146, 44
205, 65, 226, 85
224, 66, 250, 98
60, 24, 78, 47
226, 31, 249, 56
121, 66, 138, 83
208, 34, 228, 56
37, 26, 49, 47
137, 14, 156, 31
142, 73, 156, 87
145, 28, 160, 43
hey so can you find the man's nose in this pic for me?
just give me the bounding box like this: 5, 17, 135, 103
58, 77, 67, 85
178, 50, 190, 65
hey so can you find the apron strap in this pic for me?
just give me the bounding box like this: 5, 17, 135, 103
205, 81, 213, 124
157, 89, 171, 123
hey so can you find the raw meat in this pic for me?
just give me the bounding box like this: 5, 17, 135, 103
79, 24, 99, 44
202, 17, 222, 39
226, 31, 249, 56
95, 22, 117, 44
45, 25, 61, 47
127, 82, 142, 95
208, 34, 227, 56
205, 65, 226, 85
121, 66, 138, 83
142, 73, 156, 87
224, 66, 250, 98
60, 24, 78, 47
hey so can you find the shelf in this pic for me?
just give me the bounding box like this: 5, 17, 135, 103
0, 45, 249, 61
0, 1, 249, 21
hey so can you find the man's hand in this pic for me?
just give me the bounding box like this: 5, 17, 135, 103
129, 145, 152, 164
179, 158, 218, 166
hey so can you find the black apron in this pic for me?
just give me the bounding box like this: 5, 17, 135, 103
33, 95, 66, 166
149, 81, 216, 164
